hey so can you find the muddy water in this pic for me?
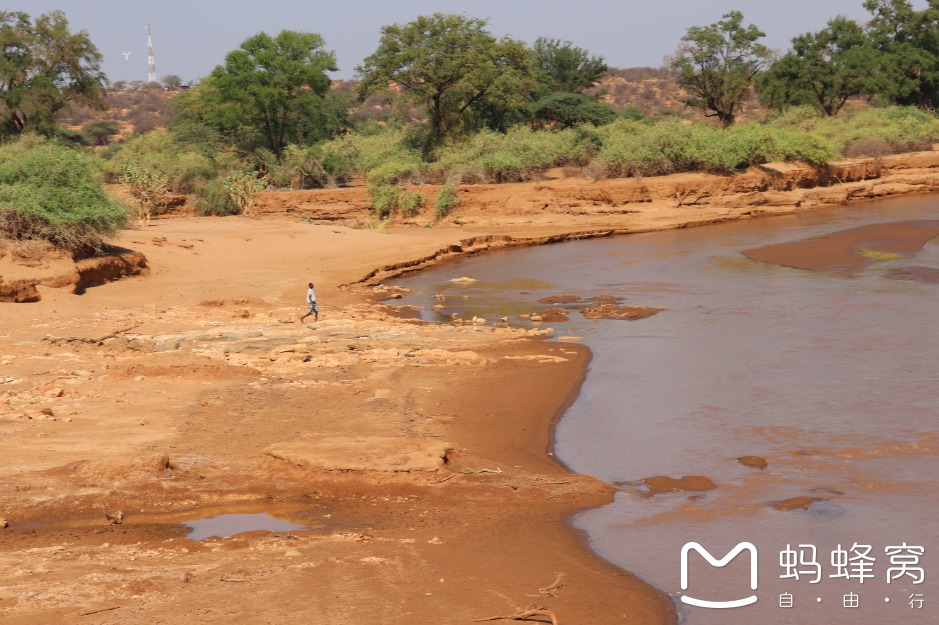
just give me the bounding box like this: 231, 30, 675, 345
393, 195, 939, 624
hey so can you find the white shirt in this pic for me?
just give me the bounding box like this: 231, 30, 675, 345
307, 286, 316, 304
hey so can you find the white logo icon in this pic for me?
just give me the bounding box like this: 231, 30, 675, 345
680, 542, 759, 608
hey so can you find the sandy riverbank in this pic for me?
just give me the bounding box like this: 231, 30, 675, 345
2, 155, 938, 624
0, 217, 674, 625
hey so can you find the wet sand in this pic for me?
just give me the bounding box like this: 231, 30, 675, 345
742, 219, 939, 272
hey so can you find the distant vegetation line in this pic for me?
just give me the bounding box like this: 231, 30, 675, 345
2, 3, 939, 245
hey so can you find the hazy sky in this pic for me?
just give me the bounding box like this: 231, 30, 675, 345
6, 0, 930, 83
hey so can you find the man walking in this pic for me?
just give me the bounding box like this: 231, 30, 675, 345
301, 282, 318, 323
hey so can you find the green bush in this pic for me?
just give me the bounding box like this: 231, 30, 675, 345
593, 116, 840, 175
806, 107, 939, 155
430, 126, 594, 183
368, 183, 401, 218
0, 136, 127, 250
318, 129, 423, 184
434, 183, 460, 218
103, 130, 220, 193
398, 189, 425, 216
194, 178, 239, 216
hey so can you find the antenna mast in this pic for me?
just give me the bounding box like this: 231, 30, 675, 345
147, 24, 157, 83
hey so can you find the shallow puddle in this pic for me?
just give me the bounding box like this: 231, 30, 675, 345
183, 512, 309, 540
15, 502, 324, 540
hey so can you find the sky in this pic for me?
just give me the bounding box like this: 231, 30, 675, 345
6, 0, 931, 84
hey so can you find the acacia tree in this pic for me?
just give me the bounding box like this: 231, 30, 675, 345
0, 10, 107, 136
161, 74, 183, 89
759, 17, 881, 116
531, 37, 608, 94
670, 11, 771, 127
356, 13, 535, 155
192, 30, 338, 158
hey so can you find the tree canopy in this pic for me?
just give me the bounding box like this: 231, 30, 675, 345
181, 30, 340, 158
356, 13, 535, 155
759, 16, 881, 116
529, 92, 617, 128
0, 10, 107, 137
863, 0, 939, 107
531, 37, 608, 94
670, 11, 771, 127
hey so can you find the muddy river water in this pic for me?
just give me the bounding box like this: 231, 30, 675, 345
393, 195, 939, 624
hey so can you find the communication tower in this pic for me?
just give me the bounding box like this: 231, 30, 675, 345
147, 24, 157, 83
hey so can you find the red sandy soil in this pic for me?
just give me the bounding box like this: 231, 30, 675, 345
2, 151, 939, 625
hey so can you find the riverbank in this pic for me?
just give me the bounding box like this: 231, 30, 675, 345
2, 153, 938, 624
0, 218, 675, 625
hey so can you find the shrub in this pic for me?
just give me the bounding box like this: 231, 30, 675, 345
120, 161, 168, 226
103, 130, 219, 193
317, 129, 422, 184
366, 181, 426, 218
221, 170, 266, 216
398, 189, 425, 216
430, 126, 592, 183
194, 179, 239, 216
368, 183, 401, 218
0, 136, 127, 250
434, 183, 460, 218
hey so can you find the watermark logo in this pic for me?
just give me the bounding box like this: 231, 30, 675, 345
680, 541, 927, 610
680, 542, 758, 608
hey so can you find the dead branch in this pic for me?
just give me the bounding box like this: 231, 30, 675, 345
539, 573, 565, 597
79, 606, 121, 616
476, 609, 559, 625
461, 467, 503, 474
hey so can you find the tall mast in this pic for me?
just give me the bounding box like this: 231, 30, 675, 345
147, 24, 157, 83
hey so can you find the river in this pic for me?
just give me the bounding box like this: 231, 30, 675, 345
392, 194, 939, 624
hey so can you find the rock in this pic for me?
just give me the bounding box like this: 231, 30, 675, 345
26, 408, 55, 420
105, 511, 124, 525
736, 455, 768, 469
771, 496, 827, 511
538, 307, 570, 322
640, 475, 718, 497
449, 277, 477, 284
0, 518, 8, 529
284, 549, 302, 557
530, 315, 543, 322
582, 303, 663, 320
556, 336, 582, 342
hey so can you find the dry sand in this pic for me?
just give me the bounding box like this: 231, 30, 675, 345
2, 154, 939, 624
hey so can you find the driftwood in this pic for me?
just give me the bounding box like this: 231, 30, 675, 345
476, 609, 559, 625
